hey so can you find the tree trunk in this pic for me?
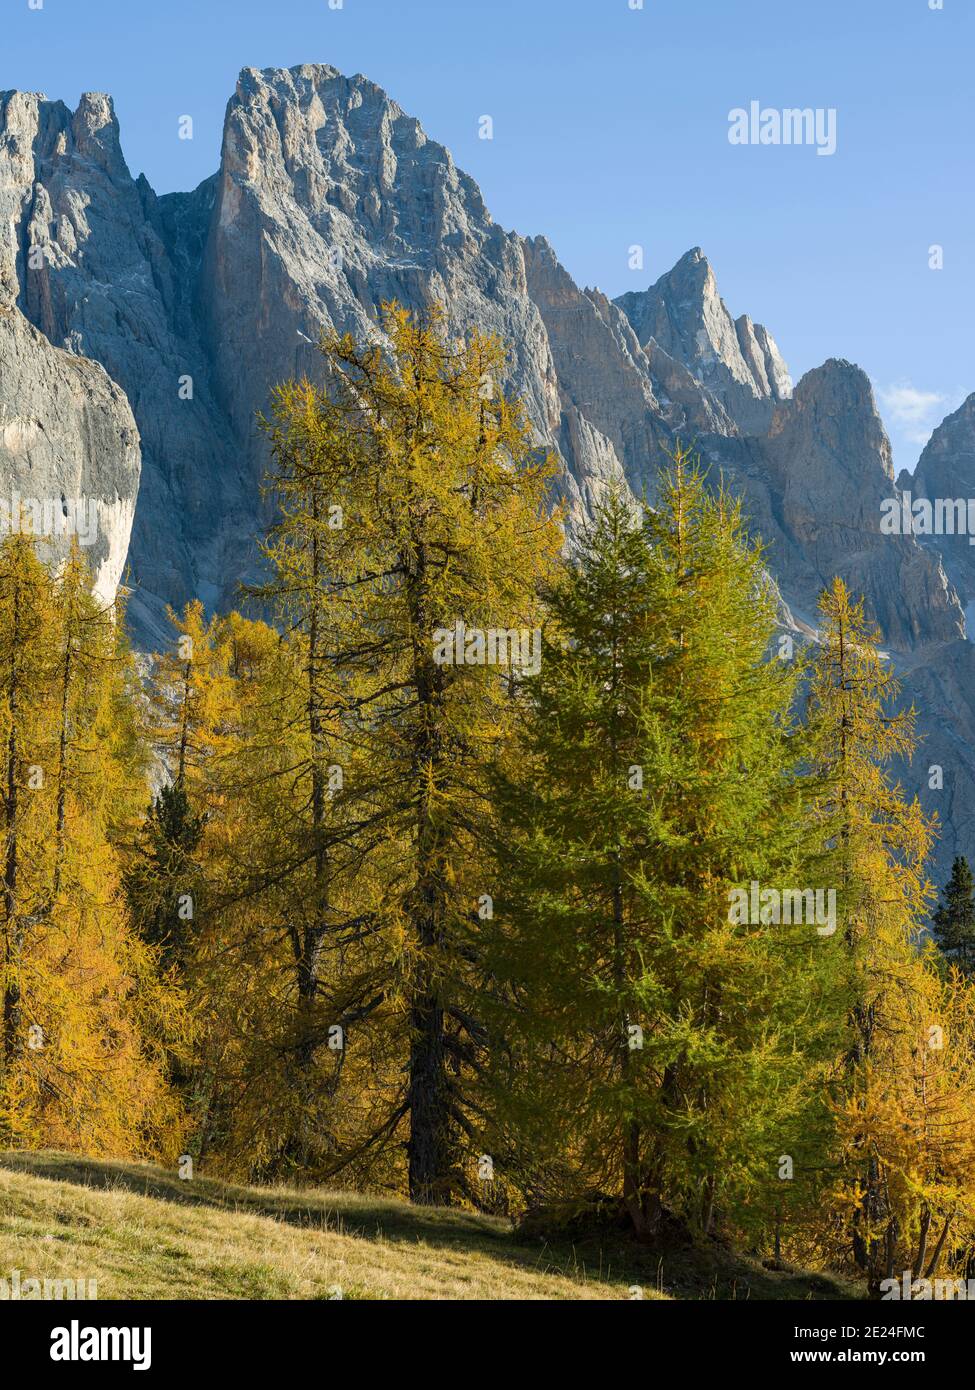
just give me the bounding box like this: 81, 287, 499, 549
296, 500, 329, 1076
51, 608, 73, 903
405, 530, 453, 1206
407, 983, 451, 1203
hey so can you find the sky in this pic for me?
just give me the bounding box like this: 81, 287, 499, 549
3, 0, 972, 470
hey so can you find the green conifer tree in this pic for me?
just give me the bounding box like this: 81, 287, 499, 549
932, 856, 975, 973
487, 455, 825, 1240
199, 304, 562, 1200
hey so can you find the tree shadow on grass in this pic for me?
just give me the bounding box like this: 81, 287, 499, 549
0, 1150, 858, 1299
0, 1150, 589, 1282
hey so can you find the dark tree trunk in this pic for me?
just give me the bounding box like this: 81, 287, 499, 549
405, 524, 454, 1206
407, 985, 452, 1203
2, 581, 21, 1066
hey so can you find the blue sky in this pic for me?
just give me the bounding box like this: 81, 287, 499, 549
4, 0, 972, 469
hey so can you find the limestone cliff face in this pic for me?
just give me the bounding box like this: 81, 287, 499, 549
0, 64, 972, 880
0, 88, 242, 642
0, 304, 139, 607
4, 69, 953, 651
0, 92, 142, 606
519, 235, 670, 506
198, 65, 620, 537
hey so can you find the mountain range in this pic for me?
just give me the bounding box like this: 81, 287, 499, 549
1, 62, 973, 882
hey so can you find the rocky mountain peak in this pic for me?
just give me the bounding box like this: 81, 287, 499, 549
220, 62, 489, 246
779, 358, 895, 483
71, 91, 126, 169
614, 247, 791, 435
915, 392, 975, 494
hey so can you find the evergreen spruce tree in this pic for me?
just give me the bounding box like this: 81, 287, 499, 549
487, 455, 826, 1240
125, 783, 206, 973
932, 857, 975, 973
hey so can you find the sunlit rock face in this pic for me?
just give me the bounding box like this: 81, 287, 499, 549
197, 64, 632, 537
0, 86, 239, 642
0, 304, 139, 606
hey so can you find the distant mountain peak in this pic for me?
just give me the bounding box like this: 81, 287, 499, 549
614, 248, 790, 434
673, 245, 708, 268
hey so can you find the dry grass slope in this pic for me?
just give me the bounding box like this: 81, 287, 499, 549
0, 1152, 856, 1301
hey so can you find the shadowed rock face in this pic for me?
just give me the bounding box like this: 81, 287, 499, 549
733, 361, 960, 651
907, 394, 975, 607
0, 62, 971, 882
